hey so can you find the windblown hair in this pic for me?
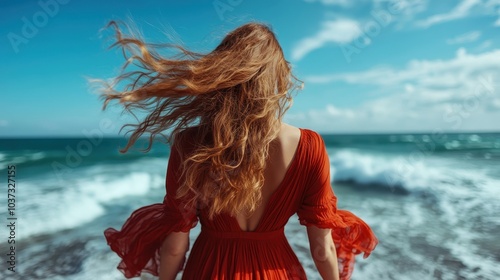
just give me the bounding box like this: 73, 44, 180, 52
94, 20, 301, 219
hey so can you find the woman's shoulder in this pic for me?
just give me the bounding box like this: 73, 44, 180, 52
292, 126, 324, 145
281, 124, 325, 154
281, 123, 314, 136
280, 122, 302, 142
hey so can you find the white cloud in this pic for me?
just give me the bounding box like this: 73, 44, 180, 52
446, 31, 481, 45
304, 0, 350, 6
306, 0, 428, 29
415, 0, 500, 28
326, 104, 356, 118
416, 0, 481, 28
305, 48, 500, 86
290, 48, 500, 133
476, 40, 493, 52
292, 19, 363, 61
374, 0, 429, 17
305, 0, 497, 30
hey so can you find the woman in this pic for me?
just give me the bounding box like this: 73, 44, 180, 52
99, 21, 378, 280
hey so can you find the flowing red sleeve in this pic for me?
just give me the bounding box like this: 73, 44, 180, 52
104, 140, 198, 278
296, 132, 378, 280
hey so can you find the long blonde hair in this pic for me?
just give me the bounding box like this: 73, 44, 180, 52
94, 20, 301, 218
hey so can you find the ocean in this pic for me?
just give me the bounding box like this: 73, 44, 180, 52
0, 132, 499, 280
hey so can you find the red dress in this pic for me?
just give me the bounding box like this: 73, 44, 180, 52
104, 128, 378, 279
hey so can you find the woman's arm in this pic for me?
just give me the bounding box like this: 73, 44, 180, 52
307, 226, 339, 280
159, 231, 190, 280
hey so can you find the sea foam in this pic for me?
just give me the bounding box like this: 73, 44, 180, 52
14, 170, 164, 240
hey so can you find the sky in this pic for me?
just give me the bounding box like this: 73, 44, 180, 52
1, 0, 499, 137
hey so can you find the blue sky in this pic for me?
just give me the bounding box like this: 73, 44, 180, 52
1, 0, 499, 137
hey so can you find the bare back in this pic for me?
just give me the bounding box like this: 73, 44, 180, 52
235, 122, 302, 231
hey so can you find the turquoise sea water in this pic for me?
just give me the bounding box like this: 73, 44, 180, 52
0, 132, 499, 279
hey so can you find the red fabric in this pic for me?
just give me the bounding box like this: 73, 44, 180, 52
104, 128, 378, 279
296, 131, 378, 279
